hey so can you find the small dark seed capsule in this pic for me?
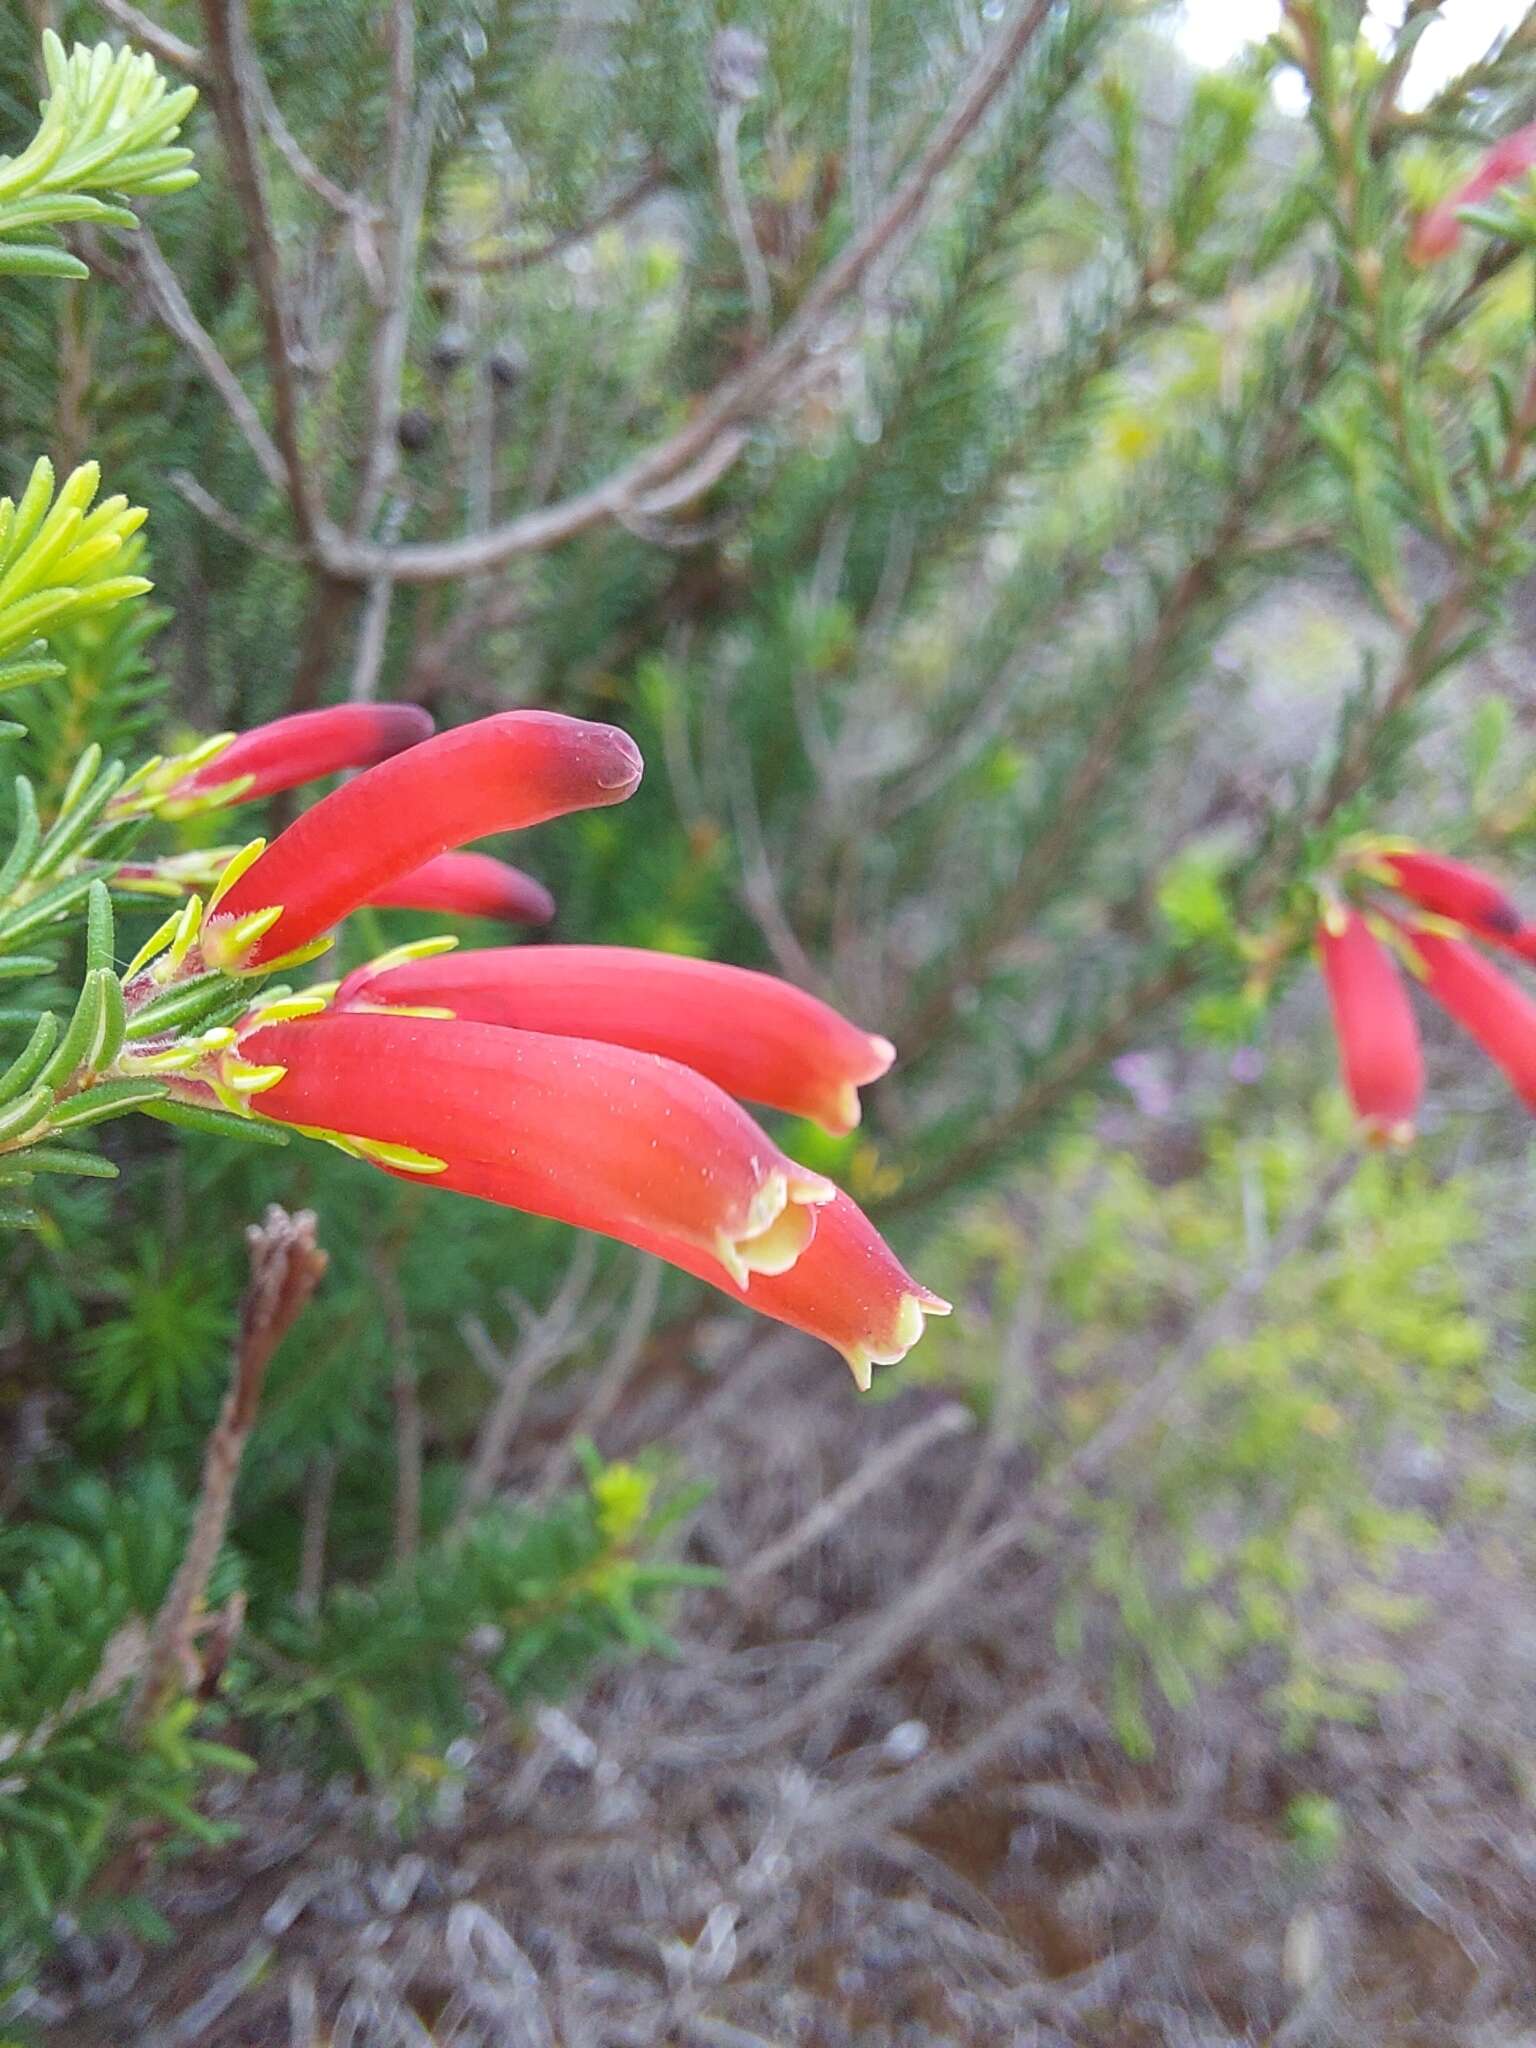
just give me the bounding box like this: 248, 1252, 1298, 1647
711, 25, 767, 104
396, 406, 436, 453
487, 341, 529, 391
429, 325, 470, 375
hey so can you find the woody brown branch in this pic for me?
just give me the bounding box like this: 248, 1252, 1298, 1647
195, 0, 325, 551
126, 1206, 326, 1734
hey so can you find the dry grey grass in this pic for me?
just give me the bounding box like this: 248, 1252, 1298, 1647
18, 1310, 1536, 2048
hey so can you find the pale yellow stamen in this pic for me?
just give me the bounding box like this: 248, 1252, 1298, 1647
157, 772, 256, 821
272, 1120, 448, 1172
221, 1060, 287, 1096
346, 1138, 448, 1174
111, 733, 239, 817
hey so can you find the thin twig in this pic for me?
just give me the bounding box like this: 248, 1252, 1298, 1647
168, 469, 306, 561
532, 1255, 662, 1504
295, 1451, 335, 1618
98, 0, 380, 243
251, 67, 382, 251
131, 228, 287, 493
848, 0, 875, 235
453, 1240, 600, 1531
353, 0, 427, 537
718, 700, 828, 990
374, 1246, 422, 1565
95, 0, 209, 79
896, 366, 1323, 1064
733, 1401, 972, 1588
816, 1678, 1081, 1841
1309, 356, 1536, 829
876, 953, 1196, 1218
432, 161, 664, 278
196, 0, 324, 548
1062, 1149, 1360, 1485
932, 1199, 1057, 1561
347, 497, 408, 702
715, 100, 772, 348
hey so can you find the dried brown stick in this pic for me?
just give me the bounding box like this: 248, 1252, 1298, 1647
127, 1207, 326, 1732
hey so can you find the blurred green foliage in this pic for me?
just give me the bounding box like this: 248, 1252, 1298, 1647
922, 1107, 1493, 1747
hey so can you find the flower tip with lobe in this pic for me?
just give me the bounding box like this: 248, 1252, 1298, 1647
847, 1285, 953, 1394
757, 1192, 952, 1392
824, 1033, 897, 1136
551, 713, 643, 797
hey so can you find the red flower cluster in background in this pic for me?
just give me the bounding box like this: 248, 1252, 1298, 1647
1410, 120, 1536, 264
130, 704, 947, 1389
1318, 845, 1536, 1141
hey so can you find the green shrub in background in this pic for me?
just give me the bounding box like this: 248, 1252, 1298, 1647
921, 1104, 1493, 1750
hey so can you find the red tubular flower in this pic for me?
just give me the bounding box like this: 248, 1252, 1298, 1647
1373, 849, 1523, 945
1410, 121, 1536, 263
366, 852, 556, 926
240, 1010, 835, 1287
1404, 926, 1536, 1111
336, 945, 896, 1134
615, 1190, 952, 1390
204, 711, 642, 971
1317, 909, 1424, 1143
125, 703, 434, 817
398, 1170, 948, 1388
